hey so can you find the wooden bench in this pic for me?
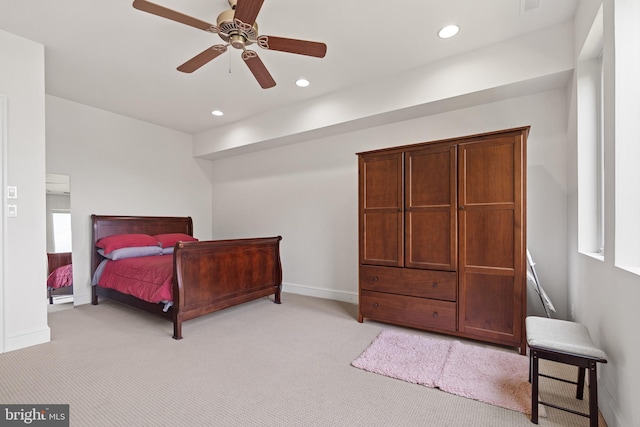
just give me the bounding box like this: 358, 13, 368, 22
526, 316, 607, 427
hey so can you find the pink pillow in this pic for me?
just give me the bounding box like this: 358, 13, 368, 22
96, 233, 159, 254
153, 233, 198, 248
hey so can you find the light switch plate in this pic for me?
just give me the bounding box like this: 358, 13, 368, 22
7, 204, 17, 217
7, 186, 17, 199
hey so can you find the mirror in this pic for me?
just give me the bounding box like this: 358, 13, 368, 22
46, 174, 73, 309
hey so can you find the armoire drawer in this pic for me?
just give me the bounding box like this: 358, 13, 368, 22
360, 265, 456, 301
360, 290, 457, 332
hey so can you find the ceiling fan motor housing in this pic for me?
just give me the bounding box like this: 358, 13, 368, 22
216, 9, 258, 48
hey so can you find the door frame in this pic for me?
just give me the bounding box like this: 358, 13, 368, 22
0, 95, 8, 353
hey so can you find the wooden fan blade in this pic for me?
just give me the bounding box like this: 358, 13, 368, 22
234, 0, 264, 26
242, 50, 276, 89
177, 45, 227, 73
259, 36, 327, 58
133, 0, 215, 32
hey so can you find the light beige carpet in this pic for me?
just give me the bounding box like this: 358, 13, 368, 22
1, 293, 606, 426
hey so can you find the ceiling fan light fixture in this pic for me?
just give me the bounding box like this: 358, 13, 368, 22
296, 78, 310, 87
230, 34, 247, 49
438, 24, 460, 39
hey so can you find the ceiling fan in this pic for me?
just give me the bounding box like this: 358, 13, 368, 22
132, 0, 327, 89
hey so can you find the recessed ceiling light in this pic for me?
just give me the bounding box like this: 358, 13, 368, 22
296, 78, 310, 87
438, 24, 460, 39
211, 110, 224, 116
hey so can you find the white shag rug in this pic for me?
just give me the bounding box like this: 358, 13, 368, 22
352, 330, 545, 416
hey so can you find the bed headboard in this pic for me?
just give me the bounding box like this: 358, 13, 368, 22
91, 215, 193, 273
47, 252, 73, 275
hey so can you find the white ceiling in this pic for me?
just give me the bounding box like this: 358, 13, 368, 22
0, 0, 578, 135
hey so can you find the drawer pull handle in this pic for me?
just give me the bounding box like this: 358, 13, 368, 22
373, 276, 379, 281
432, 282, 438, 288
432, 312, 439, 318
373, 303, 379, 308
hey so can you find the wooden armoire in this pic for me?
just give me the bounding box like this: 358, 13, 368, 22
357, 127, 528, 353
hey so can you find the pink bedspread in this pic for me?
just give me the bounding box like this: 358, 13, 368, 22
47, 264, 73, 289
97, 255, 173, 303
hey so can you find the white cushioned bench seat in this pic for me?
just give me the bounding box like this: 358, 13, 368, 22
526, 316, 607, 360
525, 316, 607, 427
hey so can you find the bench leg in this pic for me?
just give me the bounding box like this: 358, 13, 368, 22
589, 361, 599, 427
577, 367, 586, 400
531, 351, 539, 424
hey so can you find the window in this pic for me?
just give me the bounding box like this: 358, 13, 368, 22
577, 6, 604, 258
596, 51, 604, 255
52, 211, 72, 253
614, 0, 640, 273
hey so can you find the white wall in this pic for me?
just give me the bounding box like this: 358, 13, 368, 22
567, 1, 640, 426
210, 88, 569, 321
195, 22, 573, 160
0, 29, 49, 352
203, 19, 574, 319
45, 96, 214, 306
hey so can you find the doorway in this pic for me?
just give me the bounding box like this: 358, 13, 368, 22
46, 173, 73, 311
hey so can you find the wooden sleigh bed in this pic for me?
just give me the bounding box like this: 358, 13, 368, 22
91, 215, 283, 339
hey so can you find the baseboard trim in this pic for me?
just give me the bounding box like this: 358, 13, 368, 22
73, 286, 357, 305
282, 282, 358, 304
5, 326, 50, 353
599, 382, 623, 427
74, 287, 357, 306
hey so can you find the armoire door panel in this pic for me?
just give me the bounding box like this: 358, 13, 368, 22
406, 148, 454, 206
462, 209, 515, 269
457, 131, 526, 349
460, 272, 522, 340
359, 153, 403, 266
362, 211, 403, 265
459, 137, 515, 205
362, 155, 402, 209
405, 146, 457, 270
406, 211, 454, 270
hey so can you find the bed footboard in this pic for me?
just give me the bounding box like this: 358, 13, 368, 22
171, 236, 283, 339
